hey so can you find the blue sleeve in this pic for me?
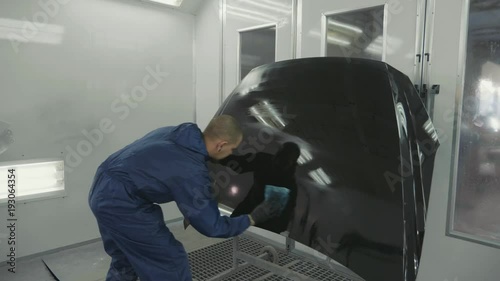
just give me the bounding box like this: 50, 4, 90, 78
170, 167, 250, 238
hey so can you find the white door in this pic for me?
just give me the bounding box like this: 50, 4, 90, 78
297, 0, 424, 83
417, 0, 500, 280
222, 0, 296, 99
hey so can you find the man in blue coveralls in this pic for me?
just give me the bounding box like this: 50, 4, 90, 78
88, 115, 281, 281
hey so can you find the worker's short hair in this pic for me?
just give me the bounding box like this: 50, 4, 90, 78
204, 115, 243, 144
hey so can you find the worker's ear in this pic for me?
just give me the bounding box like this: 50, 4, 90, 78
217, 140, 229, 152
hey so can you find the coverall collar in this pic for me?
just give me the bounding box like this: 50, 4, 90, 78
168, 123, 210, 161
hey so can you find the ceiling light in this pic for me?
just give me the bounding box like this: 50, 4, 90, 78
144, 0, 184, 7
0, 160, 65, 203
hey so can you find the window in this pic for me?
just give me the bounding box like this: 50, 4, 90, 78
448, 0, 500, 247
323, 5, 385, 61
239, 25, 276, 81
1, 159, 65, 204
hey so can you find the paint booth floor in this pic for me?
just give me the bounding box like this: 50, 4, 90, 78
1, 221, 358, 281
0, 220, 225, 281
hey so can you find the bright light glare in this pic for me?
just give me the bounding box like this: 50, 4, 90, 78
479, 79, 495, 94
489, 117, 499, 132
238, 1, 289, 14
423, 119, 439, 142
365, 35, 383, 55
328, 19, 363, 34
308, 168, 332, 185
297, 149, 313, 165
0, 160, 64, 199
230, 186, 239, 196
0, 18, 64, 45
326, 32, 351, 46
146, 0, 184, 7
249, 101, 288, 129
309, 30, 352, 46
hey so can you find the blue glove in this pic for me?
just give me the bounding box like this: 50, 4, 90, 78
249, 185, 290, 225
264, 185, 290, 214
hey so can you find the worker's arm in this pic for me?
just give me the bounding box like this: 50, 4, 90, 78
172, 168, 282, 238
172, 169, 251, 238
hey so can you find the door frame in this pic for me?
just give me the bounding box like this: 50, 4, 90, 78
319, 4, 389, 62
237, 23, 279, 82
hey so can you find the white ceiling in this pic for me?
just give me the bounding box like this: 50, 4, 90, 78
140, 0, 205, 15
177, 0, 205, 15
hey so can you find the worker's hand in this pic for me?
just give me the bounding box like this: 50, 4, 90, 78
249, 200, 282, 225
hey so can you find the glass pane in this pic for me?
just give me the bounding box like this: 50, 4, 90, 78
452, 0, 500, 245
239, 26, 276, 81
325, 5, 385, 60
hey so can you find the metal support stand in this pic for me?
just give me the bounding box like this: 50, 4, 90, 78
192, 234, 363, 281
286, 235, 295, 254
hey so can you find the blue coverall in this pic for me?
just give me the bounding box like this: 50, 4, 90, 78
88, 123, 251, 281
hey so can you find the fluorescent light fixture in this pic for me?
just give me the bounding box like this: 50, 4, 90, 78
0, 159, 64, 203
227, 10, 274, 22
423, 118, 438, 142
261, 100, 287, 128
238, 1, 289, 14
260, 0, 291, 10
145, 0, 184, 7
297, 149, 313, 165
0, 18, 65, 46
308, 168, 332, 185
249, 106, 273, 127
227, 6, 276, 21
249, 100, 287, 129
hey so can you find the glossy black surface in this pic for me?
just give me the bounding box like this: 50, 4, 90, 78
209, 58, 439, 281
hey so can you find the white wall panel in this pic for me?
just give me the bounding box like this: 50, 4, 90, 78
223, 0, 295, 98
0, 0, 193, 261
297, 0, 420, 81
195, 0, 222, 130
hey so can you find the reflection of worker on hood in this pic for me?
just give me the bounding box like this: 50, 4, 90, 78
0, 121, 14, 155
272, 142, 301, 172
219, 142, 301, 234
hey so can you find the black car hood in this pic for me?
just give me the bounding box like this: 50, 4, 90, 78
210, 57, 439, 281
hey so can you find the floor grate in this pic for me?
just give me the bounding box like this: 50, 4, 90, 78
288, 260, 352, 281
188, 236, 356, 281
188, 239, 234, 280
261, 276, 292, 281
220, 265, 269, 280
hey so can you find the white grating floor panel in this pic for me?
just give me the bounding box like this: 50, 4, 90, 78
220, 265, 269, 280
188, 236, 355, 281
188, 237, 266, 280
188, 238, 235, 280
263, 275, 294, 281
288, 260, 352, 281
